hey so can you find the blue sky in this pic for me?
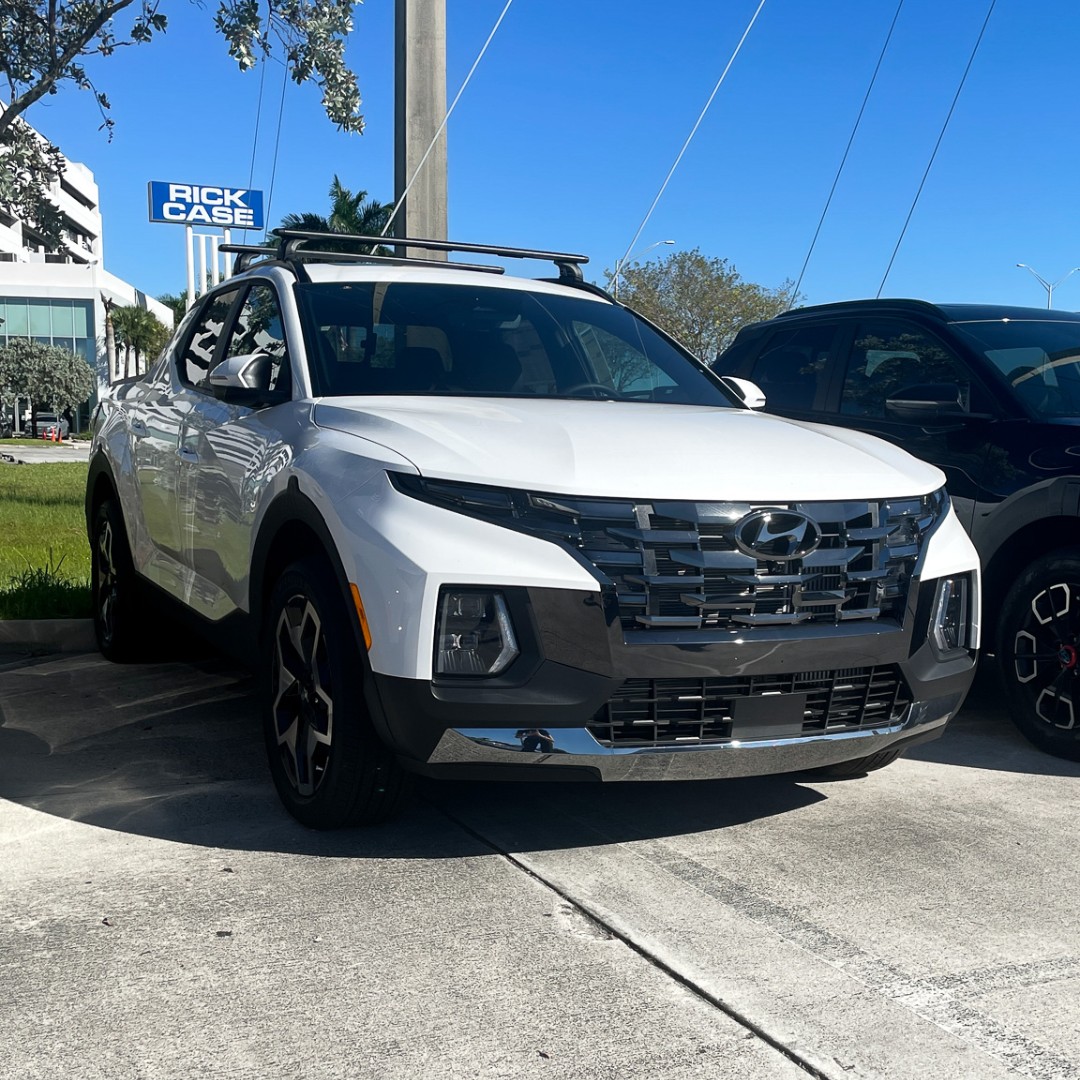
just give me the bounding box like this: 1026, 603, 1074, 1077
23, 0, 1080, 309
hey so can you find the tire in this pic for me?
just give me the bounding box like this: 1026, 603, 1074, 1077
262, 559, 409, 828
997, 550, 1080, 761
804, 747, 905, 780
92, 499, 149, 662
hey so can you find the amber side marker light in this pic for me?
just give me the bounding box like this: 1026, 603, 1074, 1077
350, 583, 372, 650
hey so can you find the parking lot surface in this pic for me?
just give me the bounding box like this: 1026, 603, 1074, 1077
2, 649, 1079, 1079
0, 439, 92, 465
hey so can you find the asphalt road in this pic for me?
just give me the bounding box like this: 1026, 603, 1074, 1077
1, 650, 1078, 1080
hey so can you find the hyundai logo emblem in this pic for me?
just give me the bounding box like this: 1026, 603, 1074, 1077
733, 508, 821, 560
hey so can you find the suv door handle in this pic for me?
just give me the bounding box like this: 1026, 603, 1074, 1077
130, 418, 148, 437
177, 446, 199, 464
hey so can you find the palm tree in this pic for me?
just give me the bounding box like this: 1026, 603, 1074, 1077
112, 306, 170, 378
278, 176, 392, 253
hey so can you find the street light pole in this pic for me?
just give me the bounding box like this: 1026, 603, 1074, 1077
1016, 263, 1080, 309
610, 239, 675, 298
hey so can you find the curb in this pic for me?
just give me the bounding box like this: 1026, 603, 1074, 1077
0, 619, 96, 654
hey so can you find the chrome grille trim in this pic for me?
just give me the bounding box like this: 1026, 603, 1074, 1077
578, 495, 942, 632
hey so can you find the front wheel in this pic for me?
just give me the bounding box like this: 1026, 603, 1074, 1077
997, 550, 1080, 761
263, 559, 409, 828
92, 498, 149, 662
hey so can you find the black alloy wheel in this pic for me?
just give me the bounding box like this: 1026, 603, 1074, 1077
263, 559, 408, 828
998, 551, 1080, 761
271, 590, 335, 798
92, 499, 146, 662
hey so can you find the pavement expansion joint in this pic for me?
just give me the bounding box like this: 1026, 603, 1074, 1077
430, 799, 833, 1080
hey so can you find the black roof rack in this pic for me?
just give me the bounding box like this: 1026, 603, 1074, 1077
221, 230, 589, 282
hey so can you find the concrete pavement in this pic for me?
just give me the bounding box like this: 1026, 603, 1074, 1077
0, 438, 92, 465
1, 652, 1078, 1079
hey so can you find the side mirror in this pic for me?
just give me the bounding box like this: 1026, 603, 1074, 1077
720, 375, 767, 410
209, 352, 290, 408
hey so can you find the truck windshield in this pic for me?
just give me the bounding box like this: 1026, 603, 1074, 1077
295, 281, 735, 406
953, 319, 1080, 419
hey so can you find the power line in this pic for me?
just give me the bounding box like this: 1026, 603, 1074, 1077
244, 14, 277, 239
381, 0, 516, 237
876, 0, 997, 298
262, 56, 290, 236
611, 0, 768, 286
792, 0, 905, 299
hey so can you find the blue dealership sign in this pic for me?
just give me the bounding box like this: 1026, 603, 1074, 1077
147, 181, 264, 229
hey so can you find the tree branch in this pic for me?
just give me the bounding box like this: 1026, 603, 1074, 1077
0, 0, 140, 138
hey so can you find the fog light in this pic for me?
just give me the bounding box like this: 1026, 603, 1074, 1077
436, 589, 519, 676
931, 575, 971, 656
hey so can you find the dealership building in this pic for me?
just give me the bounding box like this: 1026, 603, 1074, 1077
0, 121, 173, 431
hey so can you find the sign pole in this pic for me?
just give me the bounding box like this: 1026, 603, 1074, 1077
185, 225, 195, 308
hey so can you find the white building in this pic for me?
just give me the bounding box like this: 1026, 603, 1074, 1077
0, 121, 173, 430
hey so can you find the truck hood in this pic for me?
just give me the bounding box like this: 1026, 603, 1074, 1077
313, 397, 945, 501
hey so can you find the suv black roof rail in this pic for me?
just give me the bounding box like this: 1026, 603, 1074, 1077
776, 298, 946, 319
222, 230, 589, 282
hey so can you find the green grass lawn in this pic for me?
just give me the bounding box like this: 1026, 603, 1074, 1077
0, 462, 92, 618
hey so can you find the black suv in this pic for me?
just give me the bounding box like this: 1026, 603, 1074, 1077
715, 299, 1080, 760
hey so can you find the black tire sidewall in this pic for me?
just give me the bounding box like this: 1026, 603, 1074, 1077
92, 499, 141, 662
997, 550, 1080, 760
261, 559, 403, 828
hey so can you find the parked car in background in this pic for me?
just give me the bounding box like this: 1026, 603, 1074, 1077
87, 242, 979, 828
31, 412, 70, 438
715, 299, 1080, 760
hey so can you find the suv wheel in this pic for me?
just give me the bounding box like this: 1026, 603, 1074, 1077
92, 499, 147, 662
998, 550, 1080, 760
263, 559, 409, 828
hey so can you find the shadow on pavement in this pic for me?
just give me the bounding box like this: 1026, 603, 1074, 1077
906, 661, 1080, 778
0, 652, 825, 858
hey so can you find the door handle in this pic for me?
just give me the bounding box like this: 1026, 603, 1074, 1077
130, 418, 148, 437
177, 446, 199, 464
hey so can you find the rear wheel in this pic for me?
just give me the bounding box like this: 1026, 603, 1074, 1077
803, 747, 904, 779
997, 550, 1080, 761
263, 559, 409, 828
92, 499, 148, 662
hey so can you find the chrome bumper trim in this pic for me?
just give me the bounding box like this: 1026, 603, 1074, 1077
424, 696, 959, 781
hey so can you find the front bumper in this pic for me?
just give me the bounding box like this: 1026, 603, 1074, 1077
367, 580, 976, 782
420, 698, 958, 781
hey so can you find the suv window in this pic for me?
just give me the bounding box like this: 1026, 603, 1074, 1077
840, 319, 979, 418
295, 281, 733, 405
223, 283, 291, 394
749, 324, 836, 409
178, 288, 241, 389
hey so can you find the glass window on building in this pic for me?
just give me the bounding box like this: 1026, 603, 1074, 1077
0, 297, 95, 359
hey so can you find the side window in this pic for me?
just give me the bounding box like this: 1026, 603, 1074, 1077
840, 320, 978, 418
178, 289, 240, 389
224, 283, 291, 394
750, 324, 835, 410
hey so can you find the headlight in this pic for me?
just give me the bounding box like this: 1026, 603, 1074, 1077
436, 589, 519, 677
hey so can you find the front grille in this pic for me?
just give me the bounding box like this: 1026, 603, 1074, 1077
588, 666, 911, 748
575, 497, 939, 632
392, 475, 945, 636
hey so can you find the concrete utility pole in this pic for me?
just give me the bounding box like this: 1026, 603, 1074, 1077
394, 0, 448, 257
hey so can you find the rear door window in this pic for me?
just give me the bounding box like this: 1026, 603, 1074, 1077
749, 323, 837, 411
